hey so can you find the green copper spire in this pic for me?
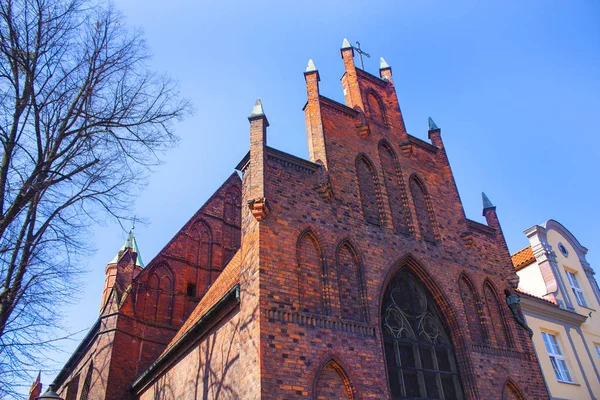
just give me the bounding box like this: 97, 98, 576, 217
109, 229, 144, 268
428, 117, 439, 131
482, 192, 495, 210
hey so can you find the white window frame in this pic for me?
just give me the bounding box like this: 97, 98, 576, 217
542, 332, 573, 383
565, 269, 588, 308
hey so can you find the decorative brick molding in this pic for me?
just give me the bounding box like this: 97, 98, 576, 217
265, 309, 375, 337
472, 343, 536, 361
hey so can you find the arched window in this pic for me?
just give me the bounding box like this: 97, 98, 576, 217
356, 156, 382, 226
189, 221, 213, 293
337, 242, 366, 322
190, 221, 212, 271
144, 264, 174, 324
223, 187, 241, 266
313, 359, 356, 400
145, 273, 160, 321
382, 268, 464, 399
378, 141, 410, 235
80, 361, 93, 400
459, 275, 485, 343
297, 230, 325, 314
409, 176, 436, 242
484, 281, 511, 348
503, 379, 525, 400
367, 91, 386, 126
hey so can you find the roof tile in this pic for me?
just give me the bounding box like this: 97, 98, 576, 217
511, 246, 536, 270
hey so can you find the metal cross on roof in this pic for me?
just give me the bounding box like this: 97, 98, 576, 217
353, 41, 370, 70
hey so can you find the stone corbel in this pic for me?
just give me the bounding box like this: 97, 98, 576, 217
314, 162, 334, 202
399, 141, 413, 156
459, 231, 473, 248
248, 197, 270, 221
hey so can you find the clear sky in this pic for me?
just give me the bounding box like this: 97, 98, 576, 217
37, 0, 600, 391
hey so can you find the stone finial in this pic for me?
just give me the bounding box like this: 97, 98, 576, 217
342, 38, 352, 49
428, 117, 439, 131
482, 192, 495, 210
380, 57, 390, 69
250, 98, 265, 118
306, 59, 317, 72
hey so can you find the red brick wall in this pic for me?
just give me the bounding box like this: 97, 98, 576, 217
137, 310, 241, 400
253, 58, 548, 399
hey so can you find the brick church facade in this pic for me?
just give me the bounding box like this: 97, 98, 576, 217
50, 40, 549, 399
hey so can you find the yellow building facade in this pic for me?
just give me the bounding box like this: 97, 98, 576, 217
513, 219, 600, 399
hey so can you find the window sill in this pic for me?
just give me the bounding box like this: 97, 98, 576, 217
576, 304, 596, 312
557, 380, 580, 386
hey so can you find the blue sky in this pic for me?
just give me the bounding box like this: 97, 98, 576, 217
39, 0, 600, 389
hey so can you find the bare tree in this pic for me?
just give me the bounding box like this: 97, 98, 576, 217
0, 0, 190, 395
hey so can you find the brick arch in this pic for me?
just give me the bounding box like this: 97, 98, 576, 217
335, 239, 368, 322
355, 154, 384, 226
312, 357, 356, 400
144, 262, 174, 324
458, 272, 486, 343
408, 174, 438, 242
502, 378, 525, 400
222, 186, 241, 266
366, 89, 387, 126
378, 139, 412, 235
379, 254, 480, 399
297, 228, 327, 315
483, 278, 514, 348
189, 220, 213, 294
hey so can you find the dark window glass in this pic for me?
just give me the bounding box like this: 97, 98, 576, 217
382, 268, 464, 399
186, 283, 196, 297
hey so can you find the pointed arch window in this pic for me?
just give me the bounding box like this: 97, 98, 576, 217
356, 156, 382, 226
458, 275, 485, 343
484, 281, 511, 348
314, 359, 356, 399
367, 91, 387, 126
337, 242, 366, 322
378, 141, 411, 235
409, 176, 436, 242
297, 230, 325, 314
190, 221, 212, 271
223, 188, 241, 266
80, 361, 93, 400
382, 268, 464, 399
144, 264, 174, 324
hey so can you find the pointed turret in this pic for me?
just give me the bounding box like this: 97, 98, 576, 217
303, 59, 327, 167
109, 229, 144, 268
427, 117, 444, 148
28, 372, 42, 400
482, 192, 495, 212
428, 117, 439, 131
482, 192, 502, 231
101, 229, 144, 311
340, 38, 364, 110
379, 57, 393, 82
248, 98, 270, 221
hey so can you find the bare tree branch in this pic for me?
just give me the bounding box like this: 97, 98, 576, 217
0, 0, 191, 395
